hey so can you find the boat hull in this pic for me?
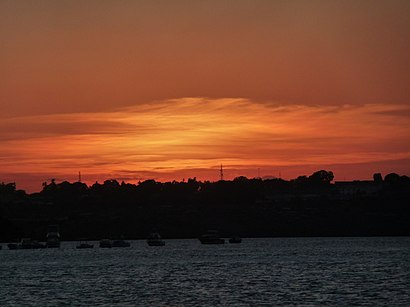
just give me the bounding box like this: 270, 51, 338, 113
76, 244, 94, 249
146, 233, 165, 246
199, 231, 225, 244
229, 237, 242, 243
199, 238, 225, 244
46, 241, 61, 248
99, 239, 112, 248
147, 240, 165, 246
112, 240, 131, 248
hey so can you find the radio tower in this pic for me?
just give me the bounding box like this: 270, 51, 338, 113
220, 164, 224, 181
78, 171, 82, 182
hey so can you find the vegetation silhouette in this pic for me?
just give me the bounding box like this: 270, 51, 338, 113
1, 170, 409, 241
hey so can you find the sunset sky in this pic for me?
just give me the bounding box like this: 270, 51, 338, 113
1, 0, 410, 192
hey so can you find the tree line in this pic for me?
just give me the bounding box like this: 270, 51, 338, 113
0, 170, 409, 241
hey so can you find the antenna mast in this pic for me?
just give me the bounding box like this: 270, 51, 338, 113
79, 171, 82, 182
220, 164, 224, 181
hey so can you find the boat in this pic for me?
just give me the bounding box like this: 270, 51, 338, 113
112, 239, 131, 247
199, 230, 225, 244
99, 239, 112, 248
147, 233, 165, 246
76, 243, 94, 249
22, 238, 46, 249
76, 240, 94, 249
229, 236, 242, 243
46, 225, 61, 248
10, 238, 46, 249
7, 243, 19, 250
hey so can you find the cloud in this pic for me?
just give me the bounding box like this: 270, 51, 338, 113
1, 98, 409, 191
372, 106, 410, 118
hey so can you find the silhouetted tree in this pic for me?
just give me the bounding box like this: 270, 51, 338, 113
384, 173, 400, 184
309, 170, 334, 184
373, 173, 383, 183
0, 182, 16, 194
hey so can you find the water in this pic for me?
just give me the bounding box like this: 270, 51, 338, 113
0, 237, 409, 306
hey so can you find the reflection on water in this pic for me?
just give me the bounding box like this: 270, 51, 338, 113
0, 237, 409, 306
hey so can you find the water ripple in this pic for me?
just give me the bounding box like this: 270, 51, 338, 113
0, 237, 409, 306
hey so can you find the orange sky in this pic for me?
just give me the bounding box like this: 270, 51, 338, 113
1, 1, 410, 192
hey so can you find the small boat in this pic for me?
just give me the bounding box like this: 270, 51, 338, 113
8, 238, 46, 249
199, 230, 225, 244
112, 239, 131, 248
77, 243, 94, 249
99, 239, 113, 248
46, 225, 61, 248
229, 236, 242, 243
76, 240, 94, 249
147, 233, 165, 246
20, 238, 46, 249
8, 243, 20, 250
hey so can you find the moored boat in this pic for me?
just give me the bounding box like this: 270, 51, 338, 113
23, 238, 46, 249
76, 240, 94, 249
112, 239, 131, 247
199, 230, 225, 244
229, 236, 242, 243
46, 225, 61, 248
76, 243, 94, 249
147, 232, 165, 246
99, 239, 112, 248
8, 243, 19, 250
17, 238, 46, 249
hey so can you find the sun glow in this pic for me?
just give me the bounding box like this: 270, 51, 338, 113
1, 98, 409, 192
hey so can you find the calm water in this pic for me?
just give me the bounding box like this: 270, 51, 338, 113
0, 237, 409, 306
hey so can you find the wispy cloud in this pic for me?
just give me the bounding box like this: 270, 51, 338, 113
1, 98, 409, 191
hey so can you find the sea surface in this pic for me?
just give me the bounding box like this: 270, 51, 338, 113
0, 237, 409, 306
